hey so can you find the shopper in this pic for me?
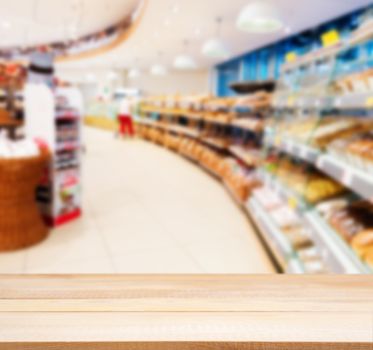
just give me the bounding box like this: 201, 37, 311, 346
117, 97, 134, 138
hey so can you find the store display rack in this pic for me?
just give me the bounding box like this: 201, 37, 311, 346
37, 89, 82, 227
259, 21, 373, 273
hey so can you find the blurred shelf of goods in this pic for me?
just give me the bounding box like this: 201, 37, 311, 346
126, 5, 373, 275
78, 4, 373, 274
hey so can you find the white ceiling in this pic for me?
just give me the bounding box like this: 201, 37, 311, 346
52, 0, 373, 73
0, 0, 139, 47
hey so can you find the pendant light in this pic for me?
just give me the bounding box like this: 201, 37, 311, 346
202, 17, 230, 60
174, 40, 197, 70
106, 70, 118, 81
128, 68, 141, 79
150, 52, 168, 76
236, 1, 284, 33
128, 57, 142, 79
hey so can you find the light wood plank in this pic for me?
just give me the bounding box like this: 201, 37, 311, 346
1, 343, 371, 350
0, 275, 372, 349
0, 275, 372, 312
0, 312, 371, 343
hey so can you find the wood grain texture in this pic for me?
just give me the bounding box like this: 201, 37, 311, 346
0, 275, 372, 349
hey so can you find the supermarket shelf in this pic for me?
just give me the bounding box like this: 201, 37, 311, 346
135, 118, 160, 127
198, 162, 221, 180
257, 169, 307, 211
316, 154, 373, 201
56, 141, 80, 152
265, 133, 373, 202
257, 170, 371, 274
246, 197, 305, 273
231, 119, 264, 133
167, 125, 200, 139
281, 139, 320, 163
273, 92, 373, 110
304, 210, 371, 274
200, 137, 229, 151
56, 111, 80, 121
202, 117, 232, 126
223, 180, 244, 208
228, 145, 258, 168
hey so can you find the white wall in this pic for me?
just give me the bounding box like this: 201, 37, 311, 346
56, 66, 210, 98
124, 70, 210, 96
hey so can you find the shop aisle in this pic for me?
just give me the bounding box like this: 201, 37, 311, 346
0, 127, 275, 274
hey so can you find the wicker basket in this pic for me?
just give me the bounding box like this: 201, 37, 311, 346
0, 150, 50, 251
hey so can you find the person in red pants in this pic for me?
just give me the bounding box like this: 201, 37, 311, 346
117, 98, 135, 137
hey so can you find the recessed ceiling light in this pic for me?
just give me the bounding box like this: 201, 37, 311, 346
85, 73, 97, 83
150, 64, 168, 76
107, 70, 118, 81
164, 19, 171, 27
194, 28, 202, 37
2, 21, 11, 29
171, 4, 179, 14
128, 68, 141, 79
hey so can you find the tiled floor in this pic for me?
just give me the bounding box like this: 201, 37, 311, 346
0, 127, 275, 274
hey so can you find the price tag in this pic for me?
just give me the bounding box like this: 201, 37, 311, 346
366, 97, 373, 108
300, 147, 308, 159
288, 96, 295, 107
288, 197, 298, 210
321, 29, 340, 47
316, 157, 325, 169
342, 170, 353, 187
286, 52, 298, 63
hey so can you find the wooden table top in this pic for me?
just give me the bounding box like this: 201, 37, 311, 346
0, 275, 372, 349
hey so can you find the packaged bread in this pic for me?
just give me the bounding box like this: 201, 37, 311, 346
351, 230, 373, 259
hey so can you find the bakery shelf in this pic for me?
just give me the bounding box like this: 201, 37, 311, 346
228, 145, 259, 168
264, 132, 320, 164
332, 92, 373, 110
200, 137, 229, 151
303, 210, 372, 274
257, 169, 308, 212
135, 118, 160, 127
223, 180, 244, 208
316, 154, 373, 201
246, 197, 304, 273
198, 162, 222, 180
231, 119, 264, 133
256, 170, 371, 274
167, 125, 200, 139
280, 139, 320, 164
273, 92, 373, 111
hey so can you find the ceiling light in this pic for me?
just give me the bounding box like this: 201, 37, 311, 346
1, 21, 11, 29
174, 40, 197, 70
107, 70, 118, 81
150, 64, 168, 76
164, 19, 171, 27
85, 73, 97, 83
202, 38, 230, 59
202, 17, 230, 59
194, 28, 202, 37
171, 4, 179, 14
236, 1, 284, 33
128, 68, 141, 79
173, 54, 197, 70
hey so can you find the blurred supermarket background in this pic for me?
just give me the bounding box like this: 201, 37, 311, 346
0, 0, 373, 274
